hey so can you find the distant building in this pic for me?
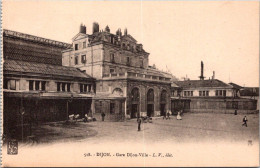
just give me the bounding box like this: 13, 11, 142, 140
62, 23, 174, 120
170, 62, 258, 114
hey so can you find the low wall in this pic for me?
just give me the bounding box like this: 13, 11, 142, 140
189, 109, 259, 114
172, 97, 258, 114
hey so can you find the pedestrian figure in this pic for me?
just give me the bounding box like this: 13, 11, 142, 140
177, 111, 182, 120
167, 111, 170, 120
101, 112, 106, 121
137, 117, 142, 131
242, 116, 248, 127
234, 109, 237, 115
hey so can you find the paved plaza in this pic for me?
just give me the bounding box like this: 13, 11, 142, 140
29, 113, 259, 145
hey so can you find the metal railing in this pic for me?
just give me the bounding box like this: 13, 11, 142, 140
102, 72, 171, 82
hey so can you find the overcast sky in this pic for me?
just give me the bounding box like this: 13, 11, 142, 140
3, 1, 259, 87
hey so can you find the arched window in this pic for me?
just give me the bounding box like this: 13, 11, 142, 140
112, 88, 123, 97
160, 90, 167, 102
147, 89, 154, 102
131, 88, 140, 102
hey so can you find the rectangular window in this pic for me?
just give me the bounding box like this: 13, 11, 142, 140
62, 83, 66, 92
67, 83, 71, 92
191, 91, 193, 96
219, 90, 223, 96
127, 57, 130, 65
75, 56, 78, 65
110, 102, 115, 114
88, 85, 91, 92
80, 84, 83, 93
57, 82, 61, 91
41, 81, 46, 91
29, 80, 34, 91
35, 81, 40, 91
84, 84, 87, 92
81, 55, 86, 63
184, 91, 186, 96
199, 91, 202, 96
83, 42, 86, 48
110, 53, 115, 63
3, 79, 8, 89
140, 59, 144, 68
202, 91, 205, 96
75, 44, 78, 50
216, 90, 218, 96
223, 90, 226, 97
110, 69, 115, 73
206, 91, 209, 96
10, 80, 16, 90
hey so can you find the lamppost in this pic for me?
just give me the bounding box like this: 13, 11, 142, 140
66, 94, 73, 120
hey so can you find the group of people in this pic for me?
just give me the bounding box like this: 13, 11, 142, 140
100, 109, 249, 132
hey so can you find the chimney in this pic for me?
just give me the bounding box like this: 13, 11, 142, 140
124, 28, 127, 36
199, 61, 205, 80
92, 22, 99, 34
212, 71, 215, 80
105, 25, 110, 33
79, 24, 86, 34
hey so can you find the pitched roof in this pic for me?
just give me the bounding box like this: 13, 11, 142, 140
173, 79, 232, 89
3, 29, 70, 48
4, 59, 94, 80
229, 82, 244, 89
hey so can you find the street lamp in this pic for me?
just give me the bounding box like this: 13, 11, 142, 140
67, 94, 73, 120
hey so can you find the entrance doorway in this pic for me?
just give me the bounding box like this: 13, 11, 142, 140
160, 104, 166, 116
147, 89, 154, 117
131, 104, 138, 118
130, 88, 140, 118
147, 104, 154, 117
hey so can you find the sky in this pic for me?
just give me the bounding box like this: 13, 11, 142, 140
2, 1, 259, 87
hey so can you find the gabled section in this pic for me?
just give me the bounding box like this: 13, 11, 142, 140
72, 33, 89, 42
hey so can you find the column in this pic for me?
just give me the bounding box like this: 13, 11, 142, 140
39, 81, 42, 91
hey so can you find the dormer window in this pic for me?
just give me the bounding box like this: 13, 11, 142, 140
122, 43, 126, 49
75, 44, 78, 50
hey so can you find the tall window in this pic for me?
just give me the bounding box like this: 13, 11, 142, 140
223, 90, 226, 97
81, 55, 86, 63
80, 84, 92, 93
62, 83, 66, 92
110, 53, 115, 63
140, 59, 144, 68
75, 44, 78, 50
35, 81, 40, 90
75, 56, 78, 65
216, 90, 227, 97
83, 41, 86, 48
67, 83, 71, 92
57, 82, 61, 91
3, 79, 8, 89
126, 57, 130, 66
10, 80, 16, 90
206, 91, 209, 96
57, 82, 71, 92
29, 80, 34, 91
41, 81, 46, 91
